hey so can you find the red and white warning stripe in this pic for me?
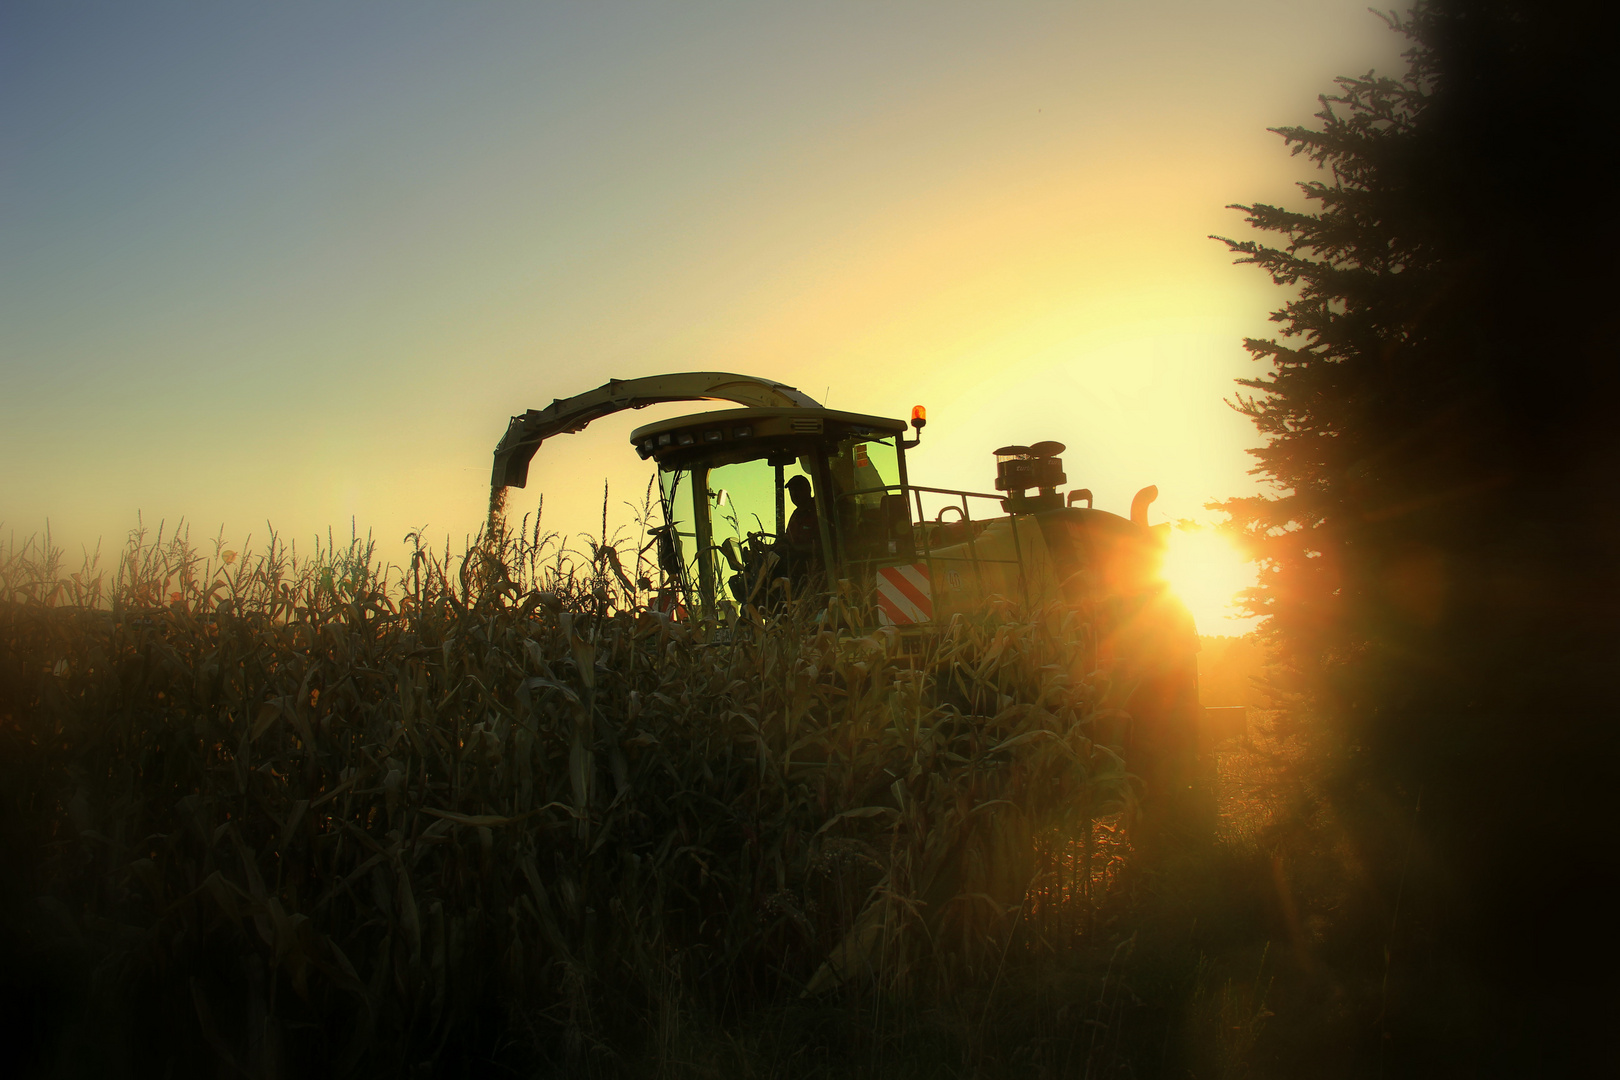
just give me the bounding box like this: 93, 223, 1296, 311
876, 563, 933, 625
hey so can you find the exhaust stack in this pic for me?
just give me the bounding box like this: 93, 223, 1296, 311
1130, 485, 1159, 525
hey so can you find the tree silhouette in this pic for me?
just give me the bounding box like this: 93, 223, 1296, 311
1216, 1, 1619, 1070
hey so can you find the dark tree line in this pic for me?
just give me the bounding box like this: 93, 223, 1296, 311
1216, 0, 1618, 1072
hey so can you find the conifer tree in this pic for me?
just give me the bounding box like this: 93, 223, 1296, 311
1216, 1, 1619, 1067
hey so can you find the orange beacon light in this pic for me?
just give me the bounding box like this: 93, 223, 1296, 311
903, 405, 927, 449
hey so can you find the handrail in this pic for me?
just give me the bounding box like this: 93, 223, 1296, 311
832, 482, 1030, 606
905, 485, 1009, 599
907, 484, 1002, 501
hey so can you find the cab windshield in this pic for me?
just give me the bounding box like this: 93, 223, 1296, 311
659, 455, 813, 614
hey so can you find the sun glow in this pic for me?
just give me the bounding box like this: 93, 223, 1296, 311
1161, 523, 1256, 635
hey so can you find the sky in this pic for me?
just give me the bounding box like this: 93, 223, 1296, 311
1, 1, 1407, 633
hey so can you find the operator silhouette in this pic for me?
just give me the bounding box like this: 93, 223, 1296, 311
779, 474, 822, 589
784, 475, 818, 553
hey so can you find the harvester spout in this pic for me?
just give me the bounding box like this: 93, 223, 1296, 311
487, 372, 820, 536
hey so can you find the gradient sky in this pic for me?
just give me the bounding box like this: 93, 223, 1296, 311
2, 2, 1406, 631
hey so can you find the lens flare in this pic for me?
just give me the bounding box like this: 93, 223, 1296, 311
1161, 524, 1256, 635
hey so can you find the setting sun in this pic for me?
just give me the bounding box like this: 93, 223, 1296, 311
1161, 522, 1256, 635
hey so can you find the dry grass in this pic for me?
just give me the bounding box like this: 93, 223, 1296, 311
0, 517, 1156, 1077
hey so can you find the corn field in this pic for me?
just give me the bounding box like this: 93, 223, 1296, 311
0, 520, 1149, 1077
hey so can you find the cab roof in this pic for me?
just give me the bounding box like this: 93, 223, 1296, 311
630, 406, 906, 465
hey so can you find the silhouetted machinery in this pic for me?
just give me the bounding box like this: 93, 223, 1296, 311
490, 372, 1201, 802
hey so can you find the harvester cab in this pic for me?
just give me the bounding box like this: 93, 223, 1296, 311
490, 371, 1203, 805
628, 403, 918, 622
